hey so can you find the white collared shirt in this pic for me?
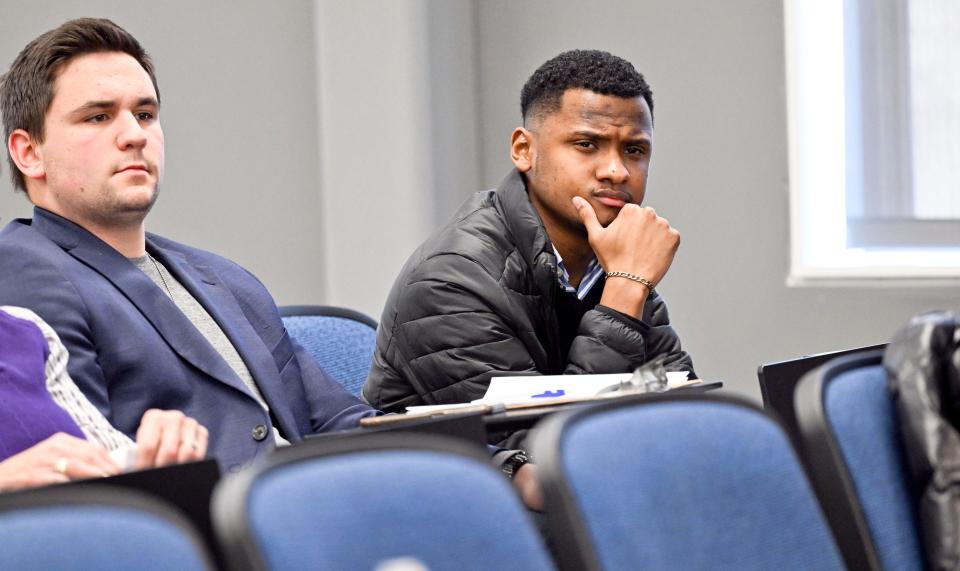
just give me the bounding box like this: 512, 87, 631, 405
552, 246, 604, 300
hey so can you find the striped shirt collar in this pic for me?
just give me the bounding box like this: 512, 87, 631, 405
552, 246, 604, 300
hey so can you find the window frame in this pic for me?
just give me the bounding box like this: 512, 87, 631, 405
784, 0, 960, 287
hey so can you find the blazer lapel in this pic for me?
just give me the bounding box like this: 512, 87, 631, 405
150, 244, 297, 430
31, 209, 252, 397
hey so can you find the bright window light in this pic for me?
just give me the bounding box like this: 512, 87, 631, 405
784, 0, 960, 285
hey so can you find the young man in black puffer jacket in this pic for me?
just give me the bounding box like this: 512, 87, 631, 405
364, 49, 695, 419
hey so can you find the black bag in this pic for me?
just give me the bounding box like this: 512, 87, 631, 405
886, 311, 960, 571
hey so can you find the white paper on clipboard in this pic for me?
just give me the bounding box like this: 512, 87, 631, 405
404, 371, 693, 413
473, 374, 630, 405
473, 371, 692, 405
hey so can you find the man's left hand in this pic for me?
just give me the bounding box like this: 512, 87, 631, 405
134, 409, 209, 469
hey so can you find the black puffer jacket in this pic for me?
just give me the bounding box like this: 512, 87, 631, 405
363, 170, 694, 412
885, 311, 960, 571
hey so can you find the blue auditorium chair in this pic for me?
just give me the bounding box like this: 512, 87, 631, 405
795, 350, 925, 571
530, 394, 845, 571
212, 432, 554, 571
280, 304, 377, 396
0, 485, 215, 571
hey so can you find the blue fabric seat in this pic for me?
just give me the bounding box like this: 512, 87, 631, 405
0, 486, 214, 571
280, 304, 377, 396
795, 350, 926, 571
212, 433, 554, 571
530, 394, 845, 571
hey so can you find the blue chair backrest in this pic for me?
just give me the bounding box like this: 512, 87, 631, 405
821, 357, 925, 570
0, 486, 214, 571
213, 434, 554, 571
531, 395, 845, 571
280, 305, 377, 396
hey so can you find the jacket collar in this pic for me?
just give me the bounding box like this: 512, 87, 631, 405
28, 207, 260, 399
150, 243, 300, 433
494, 169, 556, 276
494, 171, 564, 362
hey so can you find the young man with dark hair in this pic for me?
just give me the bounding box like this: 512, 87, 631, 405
1, 18, 160, 195
0, 19, 542, 508
0, 18, 376, 472
365, 50, 694, 417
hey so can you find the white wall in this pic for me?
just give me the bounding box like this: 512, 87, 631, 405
313, 0, 480, 318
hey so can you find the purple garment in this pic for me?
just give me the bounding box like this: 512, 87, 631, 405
0, 309, 85, 461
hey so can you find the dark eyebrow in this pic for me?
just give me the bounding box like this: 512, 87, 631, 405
570, 130, 651, 146
70, 100, 115, 116
571, 130, 604, 139
70, 97, 159, 117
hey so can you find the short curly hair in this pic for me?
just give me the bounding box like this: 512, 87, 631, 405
520, 49, 653, 125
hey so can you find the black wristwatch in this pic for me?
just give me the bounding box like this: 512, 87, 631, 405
501, 451, 530, 480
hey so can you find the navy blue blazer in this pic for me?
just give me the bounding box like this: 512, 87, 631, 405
0, 208, 377, 470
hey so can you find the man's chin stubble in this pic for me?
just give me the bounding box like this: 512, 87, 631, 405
93, 185, 159, 226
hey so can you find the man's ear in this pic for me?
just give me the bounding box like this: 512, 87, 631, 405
8, 129, 45, 182
510, 127, 534, 173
